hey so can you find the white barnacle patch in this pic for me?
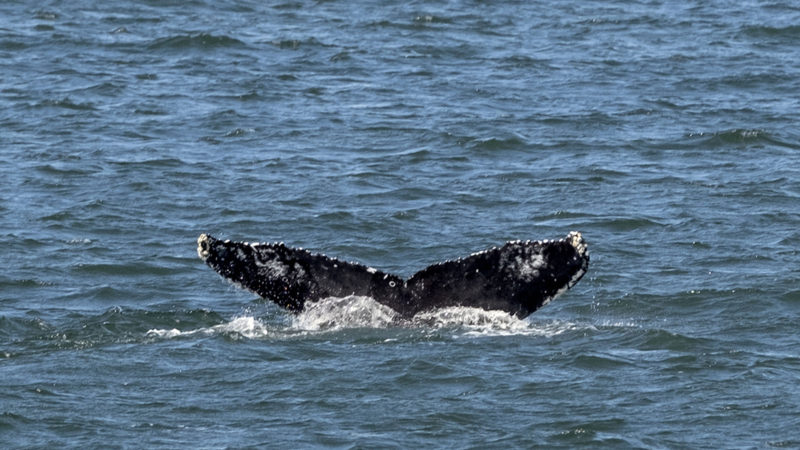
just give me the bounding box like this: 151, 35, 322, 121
293, 262, 306, 278
500, 243, 548, 283
197, 235, 211, 259
367, 267, 377, 274
567, 231, 587, 255
267, 261, 289, 278
253, 248, 273, 266
515, 252, 546, 281
253, 248, 290, 279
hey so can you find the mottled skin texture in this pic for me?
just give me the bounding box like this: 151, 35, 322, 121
197, 232, 589, 319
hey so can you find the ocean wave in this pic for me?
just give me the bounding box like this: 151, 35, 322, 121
466, 135, 528, 152
686, 128, 798, 148
110, 157, 186, 167
642, 129, 800, 151
265, 37, 332, 50
583, 215, 667, 232
147, 33, 246, 51
1, 307, 226, 355
0, 37, 30, 51
34, 97, 97, 111
743, 24, 800, 39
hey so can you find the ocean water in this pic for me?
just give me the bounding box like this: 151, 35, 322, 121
2, 0, 799, 447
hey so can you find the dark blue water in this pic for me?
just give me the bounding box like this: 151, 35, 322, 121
2, 1, 800, 447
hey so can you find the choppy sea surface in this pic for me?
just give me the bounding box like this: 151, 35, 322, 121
2, 0, 800, 448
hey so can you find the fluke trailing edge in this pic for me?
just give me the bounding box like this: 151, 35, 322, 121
197, 232, 589, 319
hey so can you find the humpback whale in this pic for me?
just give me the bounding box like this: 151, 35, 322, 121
197, 232, 589, 319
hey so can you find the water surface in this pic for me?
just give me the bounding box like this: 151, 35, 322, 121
2, 0, 799, 447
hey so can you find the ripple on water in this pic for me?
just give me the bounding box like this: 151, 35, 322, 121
147, 33, 247, 51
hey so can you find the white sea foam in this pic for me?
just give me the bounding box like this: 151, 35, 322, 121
147, 296, 587, 340
292, 296, 584, 337
215, 316, 272, 339
146, 315, 272, 340
291, 295, 398, 331
66, 238, 92, 244
146, 328, 184, 339
413, 306, 581, 337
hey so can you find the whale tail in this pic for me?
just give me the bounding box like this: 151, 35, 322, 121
197, 232, 589, 319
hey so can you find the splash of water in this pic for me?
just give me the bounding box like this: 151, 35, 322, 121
413, 306, 581, 337
291, 295, 398, 331
146, 316, 272, 340
147, 295, 585, 339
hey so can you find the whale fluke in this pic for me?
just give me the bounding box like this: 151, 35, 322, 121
197, 232, 589, 319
